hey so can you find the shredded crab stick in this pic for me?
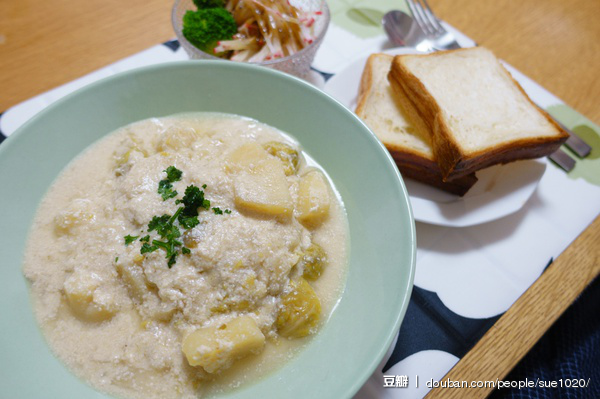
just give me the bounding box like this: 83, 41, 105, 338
202, 0, 321, 61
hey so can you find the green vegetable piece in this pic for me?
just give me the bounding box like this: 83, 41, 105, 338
193, 0, 225, 8
182, 8, 237, 54
263, 141, 300, 176
130, 170, 216, 268
158, 166, 182, 200
179, 214, 199, 229
167, 253, 178, 268
124, 235, 139, 246
164, 166, 183, 182
212, 207, 232, 215
299, 243, 328, 281
177, 184, 210, 216
141, 243, 158, 254
148, 215, 171, 235
158, 179, 178, 200
276, 278, 321, 338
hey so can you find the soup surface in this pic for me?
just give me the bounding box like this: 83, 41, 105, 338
23, 113, 348, 398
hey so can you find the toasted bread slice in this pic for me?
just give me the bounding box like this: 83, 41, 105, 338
356, 53, 477, 196
389, 47, 569, 181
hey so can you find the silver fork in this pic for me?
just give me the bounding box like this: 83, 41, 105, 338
403, 0, 592, 171
405, 0, 461, 51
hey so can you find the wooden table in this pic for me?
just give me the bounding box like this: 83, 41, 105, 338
1, 0, 599, 397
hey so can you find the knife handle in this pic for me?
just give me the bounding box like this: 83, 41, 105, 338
556, 120, 592, 158
549, 148, 576, 172
545, 112, 592, 157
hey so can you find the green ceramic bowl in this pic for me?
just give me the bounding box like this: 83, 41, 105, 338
0, 61, 415, 399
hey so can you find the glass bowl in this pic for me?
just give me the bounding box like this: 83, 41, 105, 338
172, 0, 330, 78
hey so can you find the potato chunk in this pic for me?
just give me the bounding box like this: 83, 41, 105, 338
276, 278, 321, 338
263, 141, 300, 176
228, 142, 269, 170
299, 243, 328, 281
228, 143, 293, 216
156, 126, 200, 151
182, 315, 265, 373
54, 212, 94, 235
64, 269, 117, 322
115, 262, 148, 301
53, 199, 95, 236
296, 170, 331, 226
233, 160, 293, 216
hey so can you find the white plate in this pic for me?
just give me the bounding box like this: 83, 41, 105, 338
323, 48, 547, 227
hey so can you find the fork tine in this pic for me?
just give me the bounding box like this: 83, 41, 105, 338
406, 0, 433, 35
405, 0, 461, 51
418, 0, 445, 33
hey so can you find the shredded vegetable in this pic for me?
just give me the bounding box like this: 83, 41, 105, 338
183, 0, 323, 62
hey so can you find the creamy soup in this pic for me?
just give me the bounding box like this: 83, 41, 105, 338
23, 113, 348, 398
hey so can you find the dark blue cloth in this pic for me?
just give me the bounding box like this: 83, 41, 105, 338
492, 277, 600, 398
384, 286, 499, 372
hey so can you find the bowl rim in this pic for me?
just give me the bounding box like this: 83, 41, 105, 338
1, 60, 416, 399
171, 0, 331, 66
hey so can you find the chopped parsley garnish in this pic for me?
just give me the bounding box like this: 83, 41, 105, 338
177, 185, 211, 212
178, 214, 199, 229
157, 166, 183, 201
164, 166, 183, 182
158, 180, 178, 200
148, 215, 172, 235
124, 235, 139, 246
152, 239, 182, 268
176, 184, 210, 227
141, 243, 158, 254
148, 214, 181, 243
141, 223, 184, 268
123, 167, 231, 268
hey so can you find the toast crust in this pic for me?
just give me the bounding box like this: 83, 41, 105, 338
357, 53, 478, 195
389, 57, 463, 180
355, 54, 379, 117
395, 162, 478, 196
390, 48, 569, 181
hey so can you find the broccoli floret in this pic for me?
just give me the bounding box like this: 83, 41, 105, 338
182, 8, 238, 54
193, 0, 226, 8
